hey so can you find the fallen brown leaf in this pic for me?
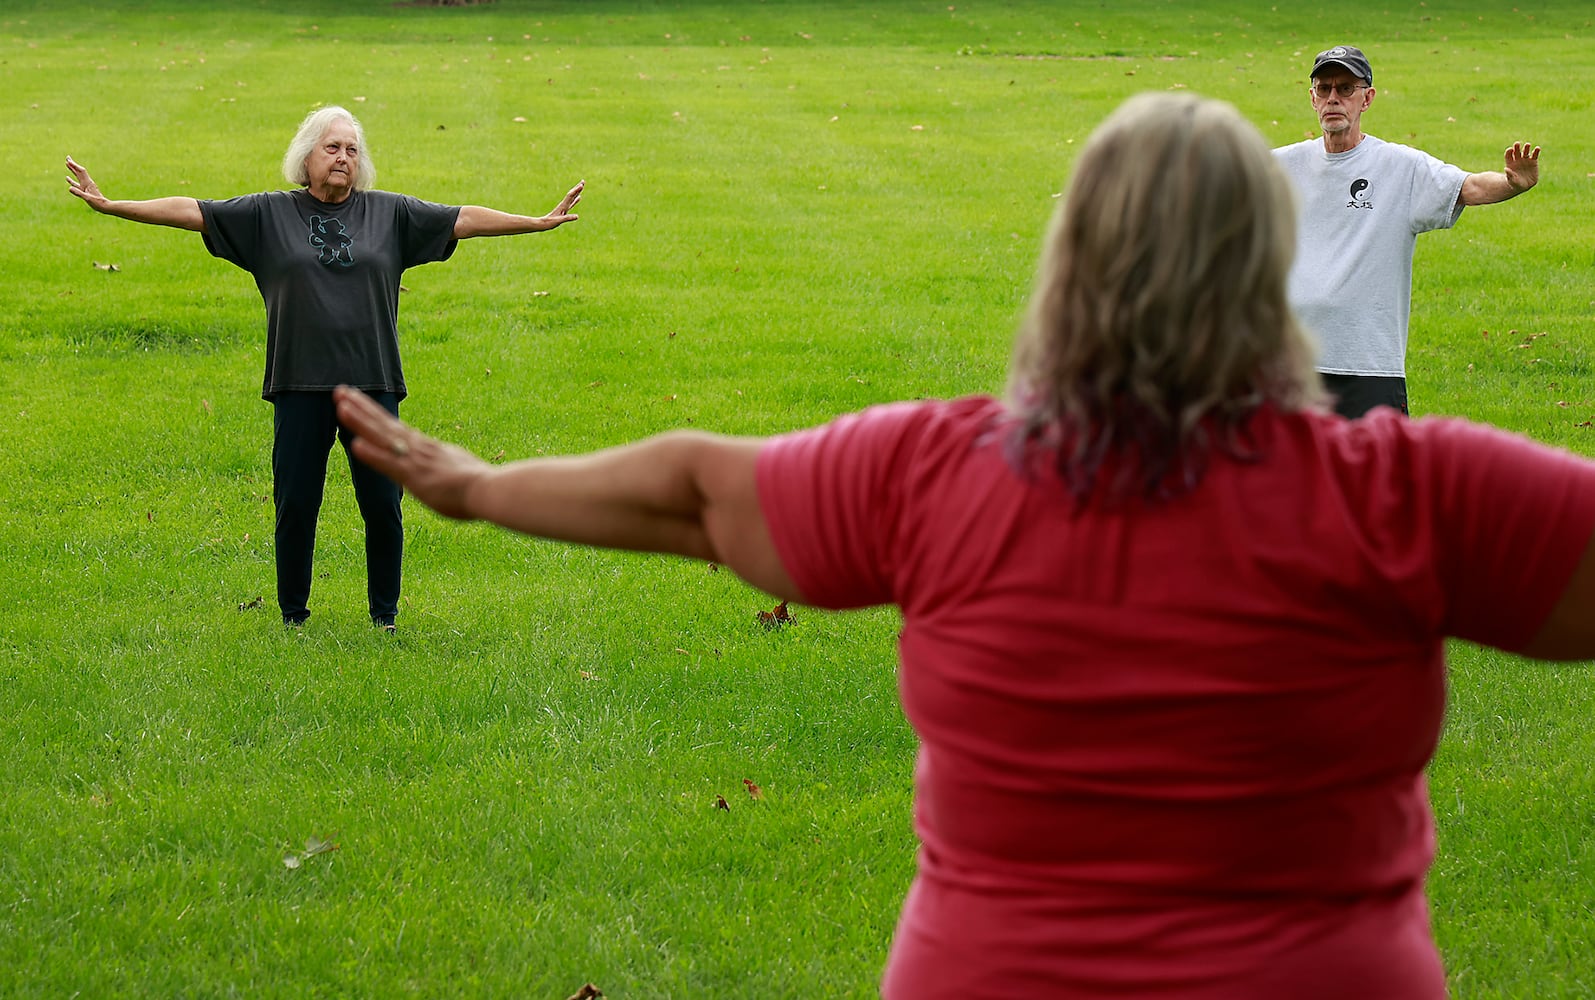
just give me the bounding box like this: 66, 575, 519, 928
757, 600, 794, 630
566, 984, 605, 1000
714, 795, 730, 811
743, 778, 763, 800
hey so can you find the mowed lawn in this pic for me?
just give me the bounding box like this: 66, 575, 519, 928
1, 1, 1591, 996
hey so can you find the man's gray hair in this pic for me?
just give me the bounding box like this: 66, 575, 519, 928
281, 105, 377, 191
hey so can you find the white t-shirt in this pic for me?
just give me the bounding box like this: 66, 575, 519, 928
1273, 135, 1467, 377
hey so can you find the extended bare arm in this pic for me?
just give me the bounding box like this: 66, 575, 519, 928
453, 180, 584, 238
1458, 141, 1540, 207
66, 156, 205, 232
331, 385, 799, 601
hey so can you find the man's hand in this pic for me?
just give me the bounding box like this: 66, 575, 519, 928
1459, 142, 1543, 207
1503, 141, 1540, 194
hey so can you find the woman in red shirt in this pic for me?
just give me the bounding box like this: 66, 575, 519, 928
332, 92, 1595, 997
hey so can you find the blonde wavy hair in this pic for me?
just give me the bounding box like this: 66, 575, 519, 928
281, 105, 377, 192
1007, 92, 1324, 503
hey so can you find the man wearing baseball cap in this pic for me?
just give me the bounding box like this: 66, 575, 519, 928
1274, 45, 1541, 418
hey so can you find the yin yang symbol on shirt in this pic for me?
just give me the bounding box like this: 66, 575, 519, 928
308, 215, 355, 267
1346, 178, 1372, 211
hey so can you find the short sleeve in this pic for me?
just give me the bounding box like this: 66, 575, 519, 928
755, 401, 935, 610
1420, 418, 1595, 649
199, 193, 265, 271
394, 194, 460, 268
1408, 148, 1466, 233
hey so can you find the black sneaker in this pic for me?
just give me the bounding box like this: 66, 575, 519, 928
283, 614, 309, 629
372, 615, 397, 634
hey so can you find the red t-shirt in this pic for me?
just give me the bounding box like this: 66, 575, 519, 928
756, 396, 1595, 999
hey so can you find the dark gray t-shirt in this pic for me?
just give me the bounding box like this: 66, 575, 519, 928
200, 189, 460, 400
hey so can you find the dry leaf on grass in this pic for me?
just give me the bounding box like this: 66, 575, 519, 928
565, 984, 605, 1000
283, 835, 340, 869
756, 600, 794, 630
743, 778, 763, 800
303, 836, 336, 858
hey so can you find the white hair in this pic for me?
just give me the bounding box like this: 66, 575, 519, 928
281, 105, 377, 191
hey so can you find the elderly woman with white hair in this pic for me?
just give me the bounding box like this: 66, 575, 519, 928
330, 91, 1595, 997
67, 105, 583, 632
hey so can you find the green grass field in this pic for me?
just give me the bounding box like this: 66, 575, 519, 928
2, 1, 1592, 996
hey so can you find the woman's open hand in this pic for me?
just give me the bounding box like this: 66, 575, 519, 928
333, 386, 491, 521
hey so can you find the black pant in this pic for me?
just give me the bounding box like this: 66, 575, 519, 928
271, 390, 402, 623
1321, 373, 1409, 420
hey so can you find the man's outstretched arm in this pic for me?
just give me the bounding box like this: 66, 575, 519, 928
1459, 141, 1540, 207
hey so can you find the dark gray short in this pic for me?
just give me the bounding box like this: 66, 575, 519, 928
1321, 373, 1408, 420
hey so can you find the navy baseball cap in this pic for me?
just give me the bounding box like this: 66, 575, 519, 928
1312, 45, 1372, 84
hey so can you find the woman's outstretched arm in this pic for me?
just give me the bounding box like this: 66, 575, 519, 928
332, 385, 799, 601
66, 156, 205, 232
